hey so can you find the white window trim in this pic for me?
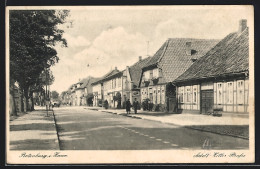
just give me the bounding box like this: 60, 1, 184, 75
217, 83, 223, 104
227, 82, 233, 104
237, 80, 244, 105
186, 86, 191, 103
193, 86, 197, 103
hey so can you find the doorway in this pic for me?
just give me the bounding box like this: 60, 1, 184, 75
201, 90, 214, 114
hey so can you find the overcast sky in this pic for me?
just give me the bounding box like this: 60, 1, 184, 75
50, 6, 252, 93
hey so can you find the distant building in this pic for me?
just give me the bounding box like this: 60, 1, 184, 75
123, 56, 151, 104
91, 56, 151, 108
173, 20, 249, 115
62, 87, 73, 106
78, 77, 99, 106
92, 69, 120, 107
139, 38, 219, 112
63, 77, 100, 106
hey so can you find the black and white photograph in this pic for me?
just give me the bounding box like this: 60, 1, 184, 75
6, 5, 254, 164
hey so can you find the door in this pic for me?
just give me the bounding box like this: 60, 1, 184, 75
201, 90, 214, 114
168, 97, 176, 113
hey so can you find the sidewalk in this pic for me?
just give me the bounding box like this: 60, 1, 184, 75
9, 106, 60, 150
85, 106, 249, 139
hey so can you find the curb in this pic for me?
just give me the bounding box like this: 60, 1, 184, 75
133, 116, 249, 140
92, 108, 249, 140
184, 126, 249, 140
51, 109, 61, 150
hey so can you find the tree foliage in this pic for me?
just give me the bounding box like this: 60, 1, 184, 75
51, 91, 59, 100
9, 10, 69, 111
30, 69, 55, 93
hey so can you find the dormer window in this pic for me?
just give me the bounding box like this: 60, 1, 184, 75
191, 58, 197, 62
186, 42, 197, 56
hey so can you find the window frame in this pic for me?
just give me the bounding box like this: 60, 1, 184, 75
217, 83, 223, 104
186, 86, 191, 103
179, 87, 184, 103
193, 86, 197, 103
237, 80, 244, 105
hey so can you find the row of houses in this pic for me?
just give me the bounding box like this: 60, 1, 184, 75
62, 19, 250, 116
60, 76, 100, 106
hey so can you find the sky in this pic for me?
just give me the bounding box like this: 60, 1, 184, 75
50, 6, 253, 94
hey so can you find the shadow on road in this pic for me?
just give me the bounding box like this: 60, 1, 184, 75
55, 112, 249, 150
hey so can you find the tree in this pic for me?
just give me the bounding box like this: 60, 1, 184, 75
51, 91, 59, 100
10, 10, 70, 112
30, 69, 55, 110
60, 91, 67, 104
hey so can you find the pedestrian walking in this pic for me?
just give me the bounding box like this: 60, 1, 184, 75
126, 99, 131, 114
133, 98, 139, 114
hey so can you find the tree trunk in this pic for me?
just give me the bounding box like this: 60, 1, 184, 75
24, 87, 30, 112
30, 91, 35, 111
11, 85, 18, 116
20, 90, 25, 112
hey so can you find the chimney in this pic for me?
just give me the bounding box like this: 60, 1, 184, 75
115, 66, 117, 70
186, 42, 192, 56
139, 56, 142, 61
239, 19, 247, 33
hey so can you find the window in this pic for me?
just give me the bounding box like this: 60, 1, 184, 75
193, 87, 197, 103
237, 80, 244, 104
114, 79, 116, 88
179, 87, 184, 103
227, 82, 233, 104
118, 78, 121, 87
153, 88, 157, 104
217, 83, 222, 104
157, 87, 161, 104
186, 86, 191, 102
161, 86, 165, 104
245, 80, 249, 105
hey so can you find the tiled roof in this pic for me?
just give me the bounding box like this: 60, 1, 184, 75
91, 77, 103, 85
77, 76, 95, 89
174, 28, 249, 83
159, 38, 219, 82
91, 69, 120, 85
103, 70, 122, 81
143, 42, 168, 70
129, 56, 151, 87
142, 38, 219, 84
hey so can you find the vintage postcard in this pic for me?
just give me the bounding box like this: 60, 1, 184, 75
6, 5, 254, 164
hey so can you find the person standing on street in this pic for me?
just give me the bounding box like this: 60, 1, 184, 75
133, 98, 139, 114
126, 99, 131, 114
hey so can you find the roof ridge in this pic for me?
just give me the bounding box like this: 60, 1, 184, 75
173, 29, 248, 82
157, 39, 170, 65
129, 56, 151, 68
167, 37, 220, 41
